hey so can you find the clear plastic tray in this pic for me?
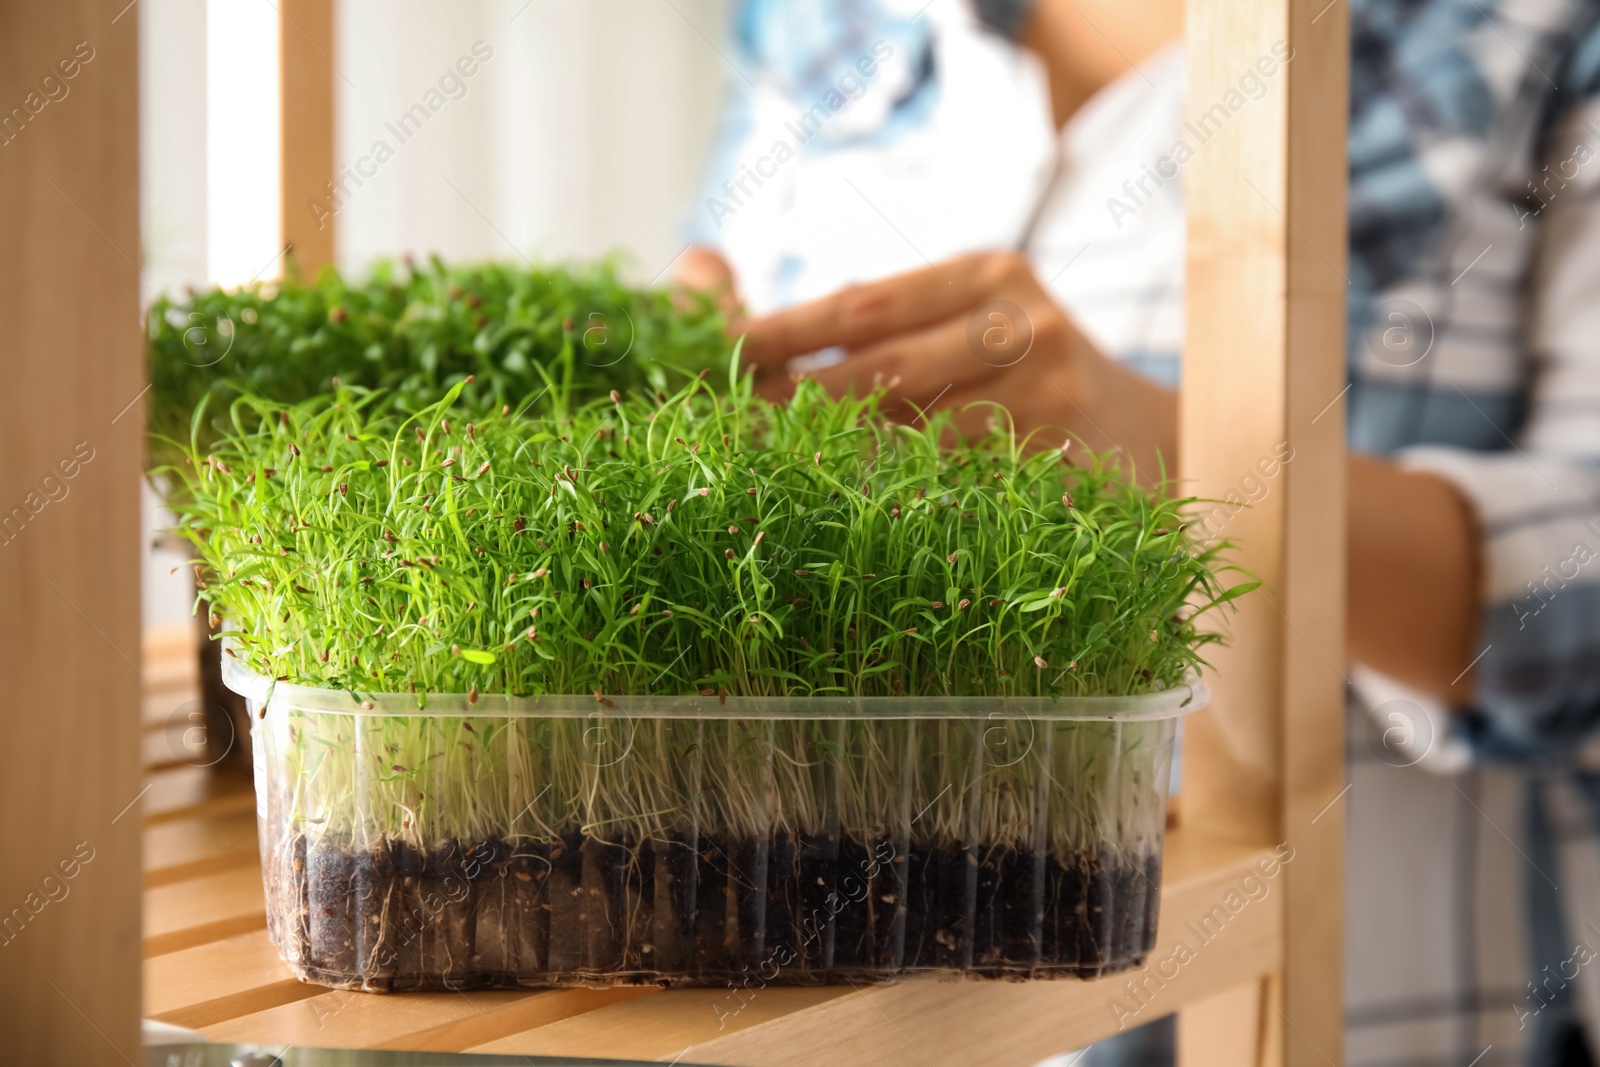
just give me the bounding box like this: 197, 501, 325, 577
225, 654, 1203, 992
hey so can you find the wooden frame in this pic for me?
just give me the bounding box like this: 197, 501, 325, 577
280, 0, 336, 276
1179, 0, 1348, 1061
0, 2, 143, 1063
70, 0, 1346, 1061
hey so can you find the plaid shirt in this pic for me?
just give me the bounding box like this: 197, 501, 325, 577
700, 1, 1600, 1062
1339, 2, 1600, 1062
1039, 3, 1600, 1062
1039, 2, 1600, 1061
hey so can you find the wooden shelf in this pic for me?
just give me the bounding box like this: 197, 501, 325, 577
140, 628, 1284, 1065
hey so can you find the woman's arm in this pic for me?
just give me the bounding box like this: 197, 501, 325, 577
1347, 454, 1481, 702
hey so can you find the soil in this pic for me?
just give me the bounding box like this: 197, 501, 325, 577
422, 841, 476, 985
545, 831, 586, 974
266, 833, 311, 971
1038, 849, 1163, 977
306, 838, 356, 977
904, 843, 976, 971
693, 837, 768, 979
267, 830, 1163, 991
765, 828, 839, 977
651, 831, 699, 973
971, 843, 1047, 975
832, 834, 904, 978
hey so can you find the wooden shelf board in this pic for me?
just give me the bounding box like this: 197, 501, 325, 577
204, 986, 661, 1053
143, 809, 259, 888
145, 865, 266, 957
146, 930, 323, 1030
144, 765, 255, 826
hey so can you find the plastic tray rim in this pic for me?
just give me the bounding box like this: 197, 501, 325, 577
222, 646, 1209, 722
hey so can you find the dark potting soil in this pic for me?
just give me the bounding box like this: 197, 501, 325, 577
693, 836, 769, 979
651, 830, 699, 973
544, 831, 586, 975
421, 841, 476, 986
970, 843, 1047, 975
1038, 849, 1164, 977
1041, 850, 1080, 969
1112, 861, 1147, 974
351, 839, 423, 987
270, 833, 311, 972
588, 832, 655, 974
1075, 854, 1115, 977
306, 838, 356, 977
470, 837, 556, 979
764, 830, 799, 971
904, 843, 976, 970
469, 838, 514, 975
798, 830, 841, 972
763, 828, 839, 980
270, 832, 1162, 991
1140, 852, 1163, 954
832, 834, 904, 977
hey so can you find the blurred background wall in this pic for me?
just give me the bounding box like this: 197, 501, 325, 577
333, 0, 729, 279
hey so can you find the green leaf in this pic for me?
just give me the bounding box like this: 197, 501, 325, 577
1193, 579, 1262, 615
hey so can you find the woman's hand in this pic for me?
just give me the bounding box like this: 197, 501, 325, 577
673, 246, 742, 316
737, 251, 1178, 483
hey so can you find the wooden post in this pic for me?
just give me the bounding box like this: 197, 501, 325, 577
0, 2, 143, 1062
279, 0, 336, 277
1179, 0, 1349, 1063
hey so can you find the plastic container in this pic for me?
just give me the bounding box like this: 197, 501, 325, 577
225, 654, 1203, 992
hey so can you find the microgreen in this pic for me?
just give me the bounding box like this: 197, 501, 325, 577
164, 370, 1250, 701
147, 258, 729, 473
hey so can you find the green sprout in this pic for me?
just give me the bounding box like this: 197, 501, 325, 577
165, 369, 1249, 702
147, 258, 730, 474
